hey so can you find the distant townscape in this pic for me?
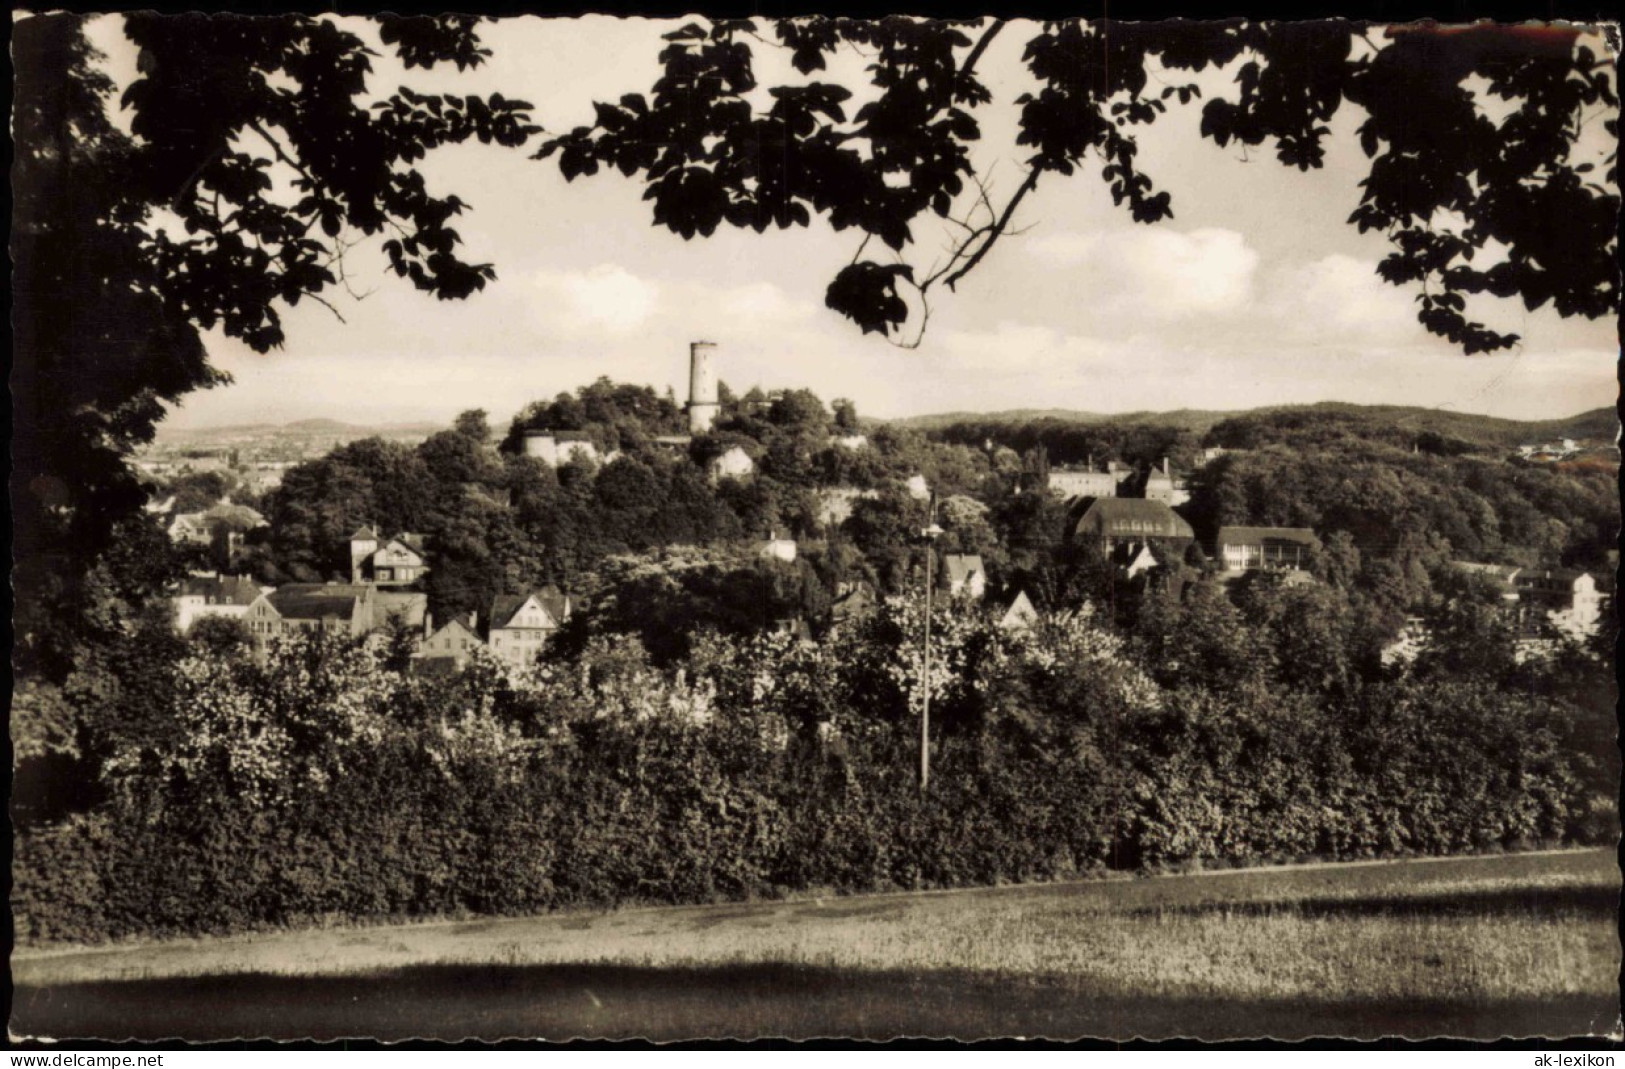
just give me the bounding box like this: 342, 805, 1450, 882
18, 339, 1618, 970
139, 341, 1618, 680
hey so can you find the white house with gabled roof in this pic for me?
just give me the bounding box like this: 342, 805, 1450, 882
486, 587, 573, 672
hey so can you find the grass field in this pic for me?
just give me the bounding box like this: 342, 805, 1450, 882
11, 849, 1620, 1042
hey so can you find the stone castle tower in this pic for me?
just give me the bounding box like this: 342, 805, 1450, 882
687, 341, 720, 434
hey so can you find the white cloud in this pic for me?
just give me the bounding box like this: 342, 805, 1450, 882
1262, 254, 1422, 344
1026, 226, 1259, 319
1024, 231, 1099, 265
938, 320, 1117, 374
714, 281, 818, 326
531, 263, 660, 336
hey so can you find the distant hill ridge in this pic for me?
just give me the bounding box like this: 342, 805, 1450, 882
156, 418, 444, 443
159, 403, 1617, 449
897, 403, 1619, 446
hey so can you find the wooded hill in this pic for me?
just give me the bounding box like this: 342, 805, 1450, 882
916, 404, 1618, 465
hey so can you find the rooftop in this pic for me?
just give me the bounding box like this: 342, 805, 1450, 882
1073, 498, 1195, 540
180, 574, 263, 604
490, 587, 572, 630
1216, 526, 1321, 547
266, 584, 369, 620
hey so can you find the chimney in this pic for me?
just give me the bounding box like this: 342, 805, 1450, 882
1163, 457, 1170, 476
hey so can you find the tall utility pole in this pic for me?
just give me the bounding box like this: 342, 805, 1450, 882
919, 498, 944, 794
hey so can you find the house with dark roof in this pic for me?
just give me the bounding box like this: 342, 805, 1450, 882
245, 583, 376, 655
1071, 498, 1195, 552
350, 528, 429, 586
486, 587, 573, 672
413, 615, 485, 675
830, 580, 877, 631
941, 553, 988, 599
167, 498, 268, 545
1214, 526, 1321, 573
166, 498, 268, 565
174, 573, 268, 633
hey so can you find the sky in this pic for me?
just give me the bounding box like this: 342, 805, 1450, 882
82, 15, 1620, 430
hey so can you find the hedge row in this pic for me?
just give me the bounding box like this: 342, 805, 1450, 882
14, 677, 1612, 945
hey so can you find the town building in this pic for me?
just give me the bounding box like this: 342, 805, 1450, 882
996, 590, 1040, 632
522, 431, 602, 467
1380, 615, 1430, 666
167, 512, 212, 544
245, 583, 378, 653
1513, 568, 1606, 638
349, 528, 429, 586
758, 534, 798, 563
710, 445, 756, 480
1515, 439, 1579, 461
1385, 563, 1611, 662
166, 498, 268, 546
413, 615, 484, 675
830, 580, 877, 631
1122, 543, 1164, 579
165, 498, 269, 566
1047, 468, 1119, 500
486, 587, 573, 672
1143, 459, 1179, 505
1450, 561, 1523, 603
173, 573, 266, 633
941, 553, 987, 599
1214, 527, 1321, 573
1070, 498, 1196, 553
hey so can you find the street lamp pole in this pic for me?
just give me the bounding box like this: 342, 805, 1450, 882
920, 498, 943, 795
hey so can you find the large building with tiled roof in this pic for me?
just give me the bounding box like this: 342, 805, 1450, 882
173, 573, 269, 633
1070, 497, 1195, 552
246, 583, 377, 653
